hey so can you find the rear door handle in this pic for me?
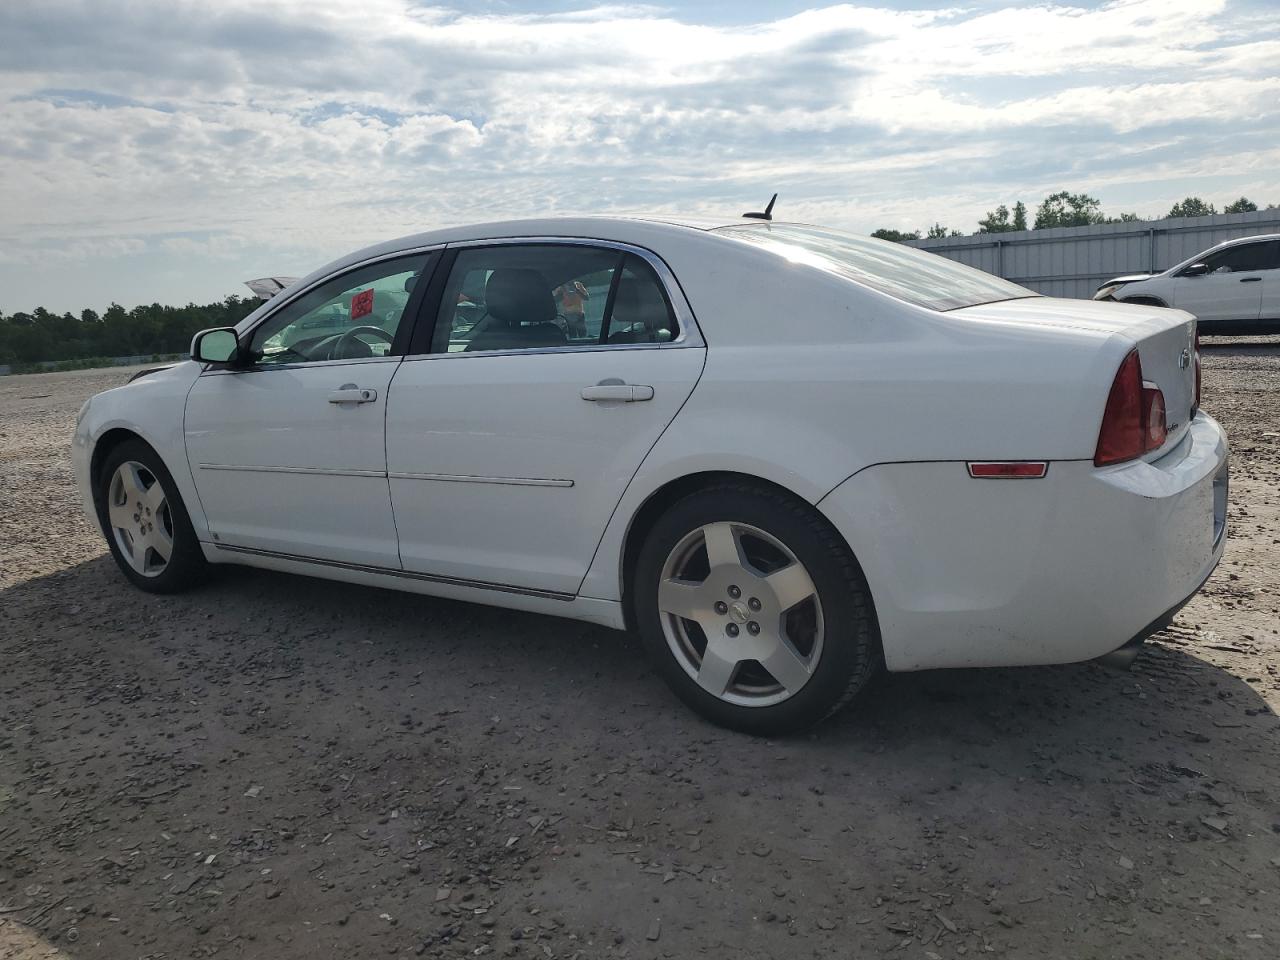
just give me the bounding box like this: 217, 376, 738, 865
328, 384, 378, 404
580, 381, 655, 402
1239, 276, 1262, 283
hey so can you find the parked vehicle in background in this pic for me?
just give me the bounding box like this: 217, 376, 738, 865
1095, 234, 1280, 334
73, 215, 1228, 734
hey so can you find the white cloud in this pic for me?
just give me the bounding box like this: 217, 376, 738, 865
0, 0, 1277, 310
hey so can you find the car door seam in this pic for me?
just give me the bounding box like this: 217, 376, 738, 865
574, 345, 710, 599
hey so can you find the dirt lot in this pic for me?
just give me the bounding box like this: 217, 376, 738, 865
2, 344, 1279, 960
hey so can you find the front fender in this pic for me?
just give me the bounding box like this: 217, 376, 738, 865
74, 362, 209, 538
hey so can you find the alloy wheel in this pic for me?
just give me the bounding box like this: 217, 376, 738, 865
107, 460, 173, 577
657, 521, 824, 707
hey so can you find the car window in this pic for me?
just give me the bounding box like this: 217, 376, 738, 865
716, 223, 1037, 311
248, 255, 429, 366
1200, 240, 1279, 274
430, 245, 677, 354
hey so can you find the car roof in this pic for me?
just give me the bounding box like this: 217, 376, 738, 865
299, 215, 759, 287
1206, 232, 1280, 251
374, 214, 745, 251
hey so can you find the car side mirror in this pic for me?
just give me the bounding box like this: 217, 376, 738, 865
191, 327, 241, 365
1182, 263, 1209, 277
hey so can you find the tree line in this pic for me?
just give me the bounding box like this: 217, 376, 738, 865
872, 193, 1275, 243
0, 297, 259, 367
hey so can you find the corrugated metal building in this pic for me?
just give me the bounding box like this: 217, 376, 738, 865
907, 209, 1280, 300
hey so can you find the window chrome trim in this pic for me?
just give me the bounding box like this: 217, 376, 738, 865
212, 543, 574, 601
407, 236, 703, 359
388, 471, 573, 488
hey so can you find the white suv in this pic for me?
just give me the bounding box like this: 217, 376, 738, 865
1095, 234, 1280, 335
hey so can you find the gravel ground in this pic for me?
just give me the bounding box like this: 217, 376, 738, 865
2, 342, 1279, 960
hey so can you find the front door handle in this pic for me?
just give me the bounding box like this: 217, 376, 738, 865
581, 380, 655, 402
328, 384, 378, 404
1239, 276, 1262, 283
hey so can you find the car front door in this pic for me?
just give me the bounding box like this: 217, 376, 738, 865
384, 241, 705, 596
185, 252, 436, 568
1254, 240, 1280, 323
1171, 240, 1269, 326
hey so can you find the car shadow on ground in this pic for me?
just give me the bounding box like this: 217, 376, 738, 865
4, 553, 1273, 762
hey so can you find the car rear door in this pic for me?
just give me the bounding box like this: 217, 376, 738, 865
185, 252, 435, 568
384, 241, 705, 596
1171, 240, 1267, 326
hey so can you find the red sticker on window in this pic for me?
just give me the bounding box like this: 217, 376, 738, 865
351, 289, 374, 320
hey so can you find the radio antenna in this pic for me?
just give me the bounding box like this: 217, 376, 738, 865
742, 193, 777, 221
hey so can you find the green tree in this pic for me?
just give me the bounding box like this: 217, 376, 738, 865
1223, 197, 1257, 214
0, 295, 259, 365
1012, 201, 1027, 231
1034, 191, 1105, 229
977, 205, 1016, 233
926, 222, 961, 239
870, 228, 921, 242
1108, 212, 1142, 222
1166, 196, 1216, 218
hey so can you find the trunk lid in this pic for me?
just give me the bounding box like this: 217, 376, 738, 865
951, 296, 1199, 456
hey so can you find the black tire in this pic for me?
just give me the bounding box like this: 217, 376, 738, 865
95, 439, 208, 594
634, 482, 880, 735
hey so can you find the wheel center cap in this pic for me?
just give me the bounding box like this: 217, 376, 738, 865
729, 601, 750, 624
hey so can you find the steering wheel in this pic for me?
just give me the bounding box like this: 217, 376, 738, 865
330, 325, 394, 360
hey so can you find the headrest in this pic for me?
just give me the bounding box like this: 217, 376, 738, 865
613, 274, 668, 327
484, 269, 555, 326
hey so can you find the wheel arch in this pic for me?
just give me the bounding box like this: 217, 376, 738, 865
1119, 295, 1170, 308
617, 469, 865, 633
90, 427, 155, 492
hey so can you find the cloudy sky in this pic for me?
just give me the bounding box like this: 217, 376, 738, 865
2, 0, 1278, 313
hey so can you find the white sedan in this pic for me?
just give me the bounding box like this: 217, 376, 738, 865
73, 216, 1229, 733
1094, 233, 1280, 334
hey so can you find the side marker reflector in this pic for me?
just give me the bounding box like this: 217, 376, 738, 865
967, 462, 1048, 479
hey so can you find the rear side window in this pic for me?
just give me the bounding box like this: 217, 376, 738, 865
430, 245, 677, 354
716, 223, 1037, 311
1201, 240, 1279, 274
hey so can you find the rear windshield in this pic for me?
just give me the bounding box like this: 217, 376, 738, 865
716, 223, 1038, 311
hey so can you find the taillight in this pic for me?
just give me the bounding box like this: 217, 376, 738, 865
1094, 349, 1167, 466
1142, 384, 1166, 449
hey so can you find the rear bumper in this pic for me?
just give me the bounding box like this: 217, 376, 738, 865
818, 412, 1228, 671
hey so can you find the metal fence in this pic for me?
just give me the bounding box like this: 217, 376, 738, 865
908, 209, 1280, 300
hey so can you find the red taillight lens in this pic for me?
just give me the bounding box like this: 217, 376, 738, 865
1094, 349, 1168, 466
1193, 331, 1201, 411
1094, 350, 1144, 466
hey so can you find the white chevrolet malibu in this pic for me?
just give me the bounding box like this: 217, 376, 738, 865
73, 216, 1229, 733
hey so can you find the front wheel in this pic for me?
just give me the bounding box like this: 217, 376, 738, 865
96, 439, 208, 593
634, 483, 879, 734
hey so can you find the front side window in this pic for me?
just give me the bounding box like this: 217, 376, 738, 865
430, 245, 677, 354
1200, 241, 1279, 274
248, 254, 430, 365
716, 223, 1037, 311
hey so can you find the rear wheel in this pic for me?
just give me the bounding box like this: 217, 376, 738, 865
96, 440, 208, 593
634, 483, 879, 734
